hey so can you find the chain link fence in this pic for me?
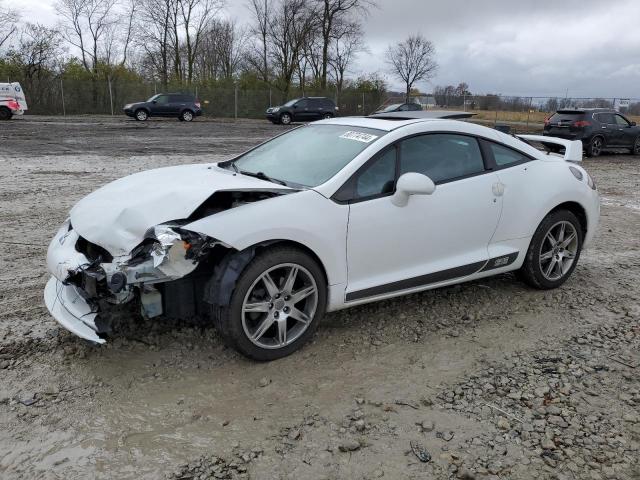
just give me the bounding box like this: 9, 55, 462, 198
8, 77, 640, 129
11, 77, 386, 118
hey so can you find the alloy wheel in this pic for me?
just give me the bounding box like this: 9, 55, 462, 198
182, 111, 193, 122
633, 137, 640, 155
538, 220, 579, 281
591, 137, 602, 156
281, 113, 291, 125
136, 110, 148, 121
241, 263, 318, 349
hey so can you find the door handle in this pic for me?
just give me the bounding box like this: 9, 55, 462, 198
492, 182, 505, 196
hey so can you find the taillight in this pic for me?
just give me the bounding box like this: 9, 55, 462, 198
572, 120, 591, 128
544, 116, 551, 126
6, 100, 19, 110
195, 102, 201, 108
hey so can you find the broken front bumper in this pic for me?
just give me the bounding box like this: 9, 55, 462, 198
44, 277, 105, 344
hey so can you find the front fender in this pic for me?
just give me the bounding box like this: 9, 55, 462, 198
183, 190, 349, 286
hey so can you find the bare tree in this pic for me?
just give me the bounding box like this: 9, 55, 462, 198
56, 0, 119, 75
198, 18, 248, 80
386, 34, 437, 102
316, 0, 372, 88
329, 20, 365, 96
0, 0, 19, 50
137, 0, 175, 86
179, 0, 224, 84
9, 24, 64, 80
267, 0, 317, 95
247, 0, 271, 83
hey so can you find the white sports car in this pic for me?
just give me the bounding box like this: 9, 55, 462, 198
45, 114, 600, 360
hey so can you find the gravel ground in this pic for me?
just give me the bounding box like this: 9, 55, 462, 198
0, 115, 638, 480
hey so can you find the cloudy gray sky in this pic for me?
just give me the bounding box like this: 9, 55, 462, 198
19, 0, 640, 98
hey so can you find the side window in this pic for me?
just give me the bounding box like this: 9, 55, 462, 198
168, 95, 181, 103
599, 113, 615, 124
155, 95, 169, 104
355, 147, 396, 198
487, 142, 531, 167
295, 99, 308, 108
615, 115, 630, 127
398, 104, 409, 111
333, 147, 396, 202
399, 134, 485, 184
410, 104, 422, 111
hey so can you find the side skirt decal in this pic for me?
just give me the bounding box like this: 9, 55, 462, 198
345, 252, 519, 302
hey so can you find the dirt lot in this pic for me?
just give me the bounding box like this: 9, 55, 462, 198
0, 115, 639, 480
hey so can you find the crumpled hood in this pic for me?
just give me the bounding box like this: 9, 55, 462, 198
70, 163, 291, 256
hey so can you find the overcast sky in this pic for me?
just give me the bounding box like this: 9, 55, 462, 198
19, 0, 640, 98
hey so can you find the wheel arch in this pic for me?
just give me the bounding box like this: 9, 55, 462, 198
202, 238, 330, 310
547, 201, 588, 237
249, 239, 329, 287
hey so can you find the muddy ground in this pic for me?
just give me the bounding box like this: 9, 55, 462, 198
0, 115, 638, 480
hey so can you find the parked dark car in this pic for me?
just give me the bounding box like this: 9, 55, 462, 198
371, 102, 423, 115
124, 93, 202, 122
543, 108, 640, 157
266, 97, 337, 125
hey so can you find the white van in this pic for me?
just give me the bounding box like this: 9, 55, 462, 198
0, 82, 28, 120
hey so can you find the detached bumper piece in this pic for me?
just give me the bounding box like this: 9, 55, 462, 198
44, 277, 105, 344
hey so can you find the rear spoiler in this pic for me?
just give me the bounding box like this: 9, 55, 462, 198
517, 135, 582, 162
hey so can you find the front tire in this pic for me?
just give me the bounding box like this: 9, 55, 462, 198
135, 109, 148, 121
280, 112, 292, 125
210, 247, 326, 361
518, 210, 583, 289
586, 136, 603, 157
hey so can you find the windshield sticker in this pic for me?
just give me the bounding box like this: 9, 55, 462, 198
339, 131, 378, 143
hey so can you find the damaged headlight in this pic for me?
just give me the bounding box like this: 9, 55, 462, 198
134, 224, 223, 279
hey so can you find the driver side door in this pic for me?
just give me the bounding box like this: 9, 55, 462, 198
341, 133, 502, 302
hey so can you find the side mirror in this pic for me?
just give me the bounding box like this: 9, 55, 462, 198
152, 100, 157, 104
293, 104, 298, 108
391, 172, 436, 207
631, 121, 637, 126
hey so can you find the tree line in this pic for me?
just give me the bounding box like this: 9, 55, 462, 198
0, 0, 446, 110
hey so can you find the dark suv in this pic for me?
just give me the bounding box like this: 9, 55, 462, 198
543, 108, 640, 157
266, 97, 337, 125
124, 93, 202, 122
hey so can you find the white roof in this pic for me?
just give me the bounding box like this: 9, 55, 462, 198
315, 116, 431, 131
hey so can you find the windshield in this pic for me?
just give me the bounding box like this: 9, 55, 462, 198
381, 104, 402, 112
283, 98, 301, 107
230, 124, 386, 187
146, 94, 160, 102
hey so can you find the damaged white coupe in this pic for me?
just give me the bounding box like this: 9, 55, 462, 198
45, 116, 599, 360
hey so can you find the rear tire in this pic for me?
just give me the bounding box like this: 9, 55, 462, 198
0, 107, 12, 120
135, 109, 148, 121
209, 246, 326, 361
518, 210, 583, 290
585, 136, 603, 157
322, 113, 333, 120
630, 136, 640, 155
180, 110, 194, 122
